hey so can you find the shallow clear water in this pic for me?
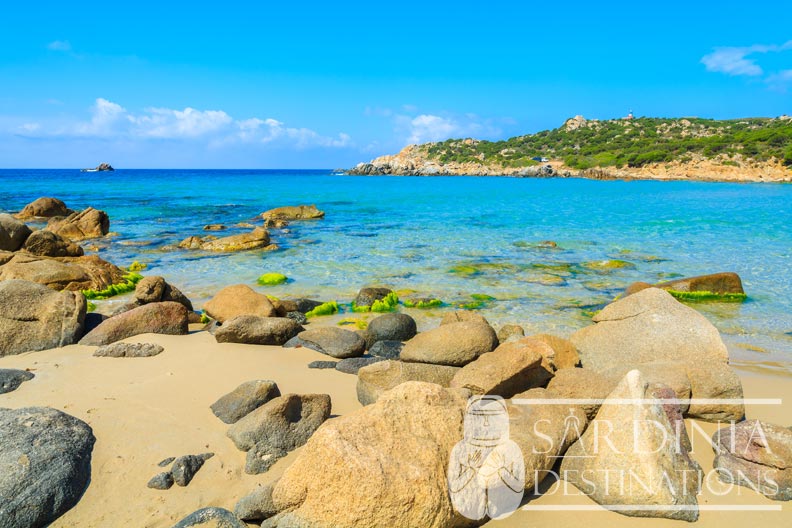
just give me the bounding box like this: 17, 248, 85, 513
2, 169, 791, 370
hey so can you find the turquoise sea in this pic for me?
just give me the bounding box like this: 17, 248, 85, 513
2, 169, 791, 372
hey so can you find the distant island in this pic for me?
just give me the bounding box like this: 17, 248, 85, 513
80, 163, 114, 173
349, 115, 792, 182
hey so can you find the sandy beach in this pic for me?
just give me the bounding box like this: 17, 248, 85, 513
0, 326, 788, 527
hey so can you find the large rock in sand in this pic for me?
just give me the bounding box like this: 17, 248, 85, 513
215, 316, 302, 345
270, 382, 470, 528
546, 368, 618, 420
0, 279, 86, 357
450, 337, 553, 397
0, 213, 32, 251
713, 419, 792, 501
171, 507, 247, 528
367, 312, 417, 342
285, 327, 366, 358
529, 333, 580, 369
22, 229, 84, 257
571, 287, 729, 372
15, 197, 74, 219
560, 370, 702, 521
46, 207, 109, 241
0, 369, 34, 394
0, 407, 95, 528
202, 284, 276, 323
211, 380, 281, 424
79, 301, 188, 346
401, 321, 498, 366
356, 359, 460, 405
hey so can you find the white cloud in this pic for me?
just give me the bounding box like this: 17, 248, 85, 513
766, 69, 792, 92
23, 98, 352, 149
390, 111, 503, 145
47, 40, 72, 52
701, 41, 792, 77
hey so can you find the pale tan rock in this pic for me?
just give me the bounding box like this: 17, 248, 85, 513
560, 370, 702, 521
400, 321, 498, 366
200, 227, 271, 252
202, 285, 276, 323
356, 360, 459, 405
47, 207, 109, 241
271, 382, 470, 528
529, 333, 580, 369
450, 337, 551, 397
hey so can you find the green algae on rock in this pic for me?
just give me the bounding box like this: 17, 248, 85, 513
305, 301, 340, 318
402, 298, 443, 309
82, 272, 143, 300
257, 273, 288, 286
581, 259, 636, 272
667, 290, 748, 303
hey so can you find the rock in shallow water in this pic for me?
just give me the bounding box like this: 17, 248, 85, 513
0, 407, 95, 528
0, 369, 34, 394
93, 342, 164, 358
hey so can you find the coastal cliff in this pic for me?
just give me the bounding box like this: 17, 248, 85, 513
349, 116, 792, 183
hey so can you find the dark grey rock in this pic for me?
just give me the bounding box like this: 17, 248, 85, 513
171, 507, 247, 528
93, 342, 164, 358
215, 316, 303, 346
335, 356, 387, 375
210, 380, 281, 424
245, 443, 289, 474
0, 407, 95, 528
285, 311, 308, 325
369, 340, 404, 359
0, 369, 34, 394
227, 394, 331, 453
158, 456, 175, 467
171, 453, 214, 487
234, 483, 278, 521
83, 312, 107, 334
292, 298, 324, 314
147, 471, 174, 490
285, 327, 366, 359
260, 512, 288, 528
308, 360, 337, 369
367, 313, 417, 343
354, 287, 393, 308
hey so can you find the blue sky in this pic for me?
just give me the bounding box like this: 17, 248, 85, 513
0, 0, 790, 168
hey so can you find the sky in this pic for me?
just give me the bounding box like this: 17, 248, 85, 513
0, 0, 790, 168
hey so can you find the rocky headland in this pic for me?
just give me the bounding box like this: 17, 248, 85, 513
349, 115, 792, 183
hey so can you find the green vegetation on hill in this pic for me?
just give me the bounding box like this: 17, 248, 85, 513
423, 117, 792, 170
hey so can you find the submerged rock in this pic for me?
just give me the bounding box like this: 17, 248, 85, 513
261, 204, 324, 221
0, 407, 95, 528
353, 286, 393, 309
0, 279, 86, 357
201, 227, 273, 252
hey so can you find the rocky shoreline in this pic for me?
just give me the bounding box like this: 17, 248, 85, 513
1, 196, 791, 527
348, 145, 792, 183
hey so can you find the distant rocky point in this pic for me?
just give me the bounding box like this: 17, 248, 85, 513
349, 116, 792, 183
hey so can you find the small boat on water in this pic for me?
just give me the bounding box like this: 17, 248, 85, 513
81, 163, 114, 172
